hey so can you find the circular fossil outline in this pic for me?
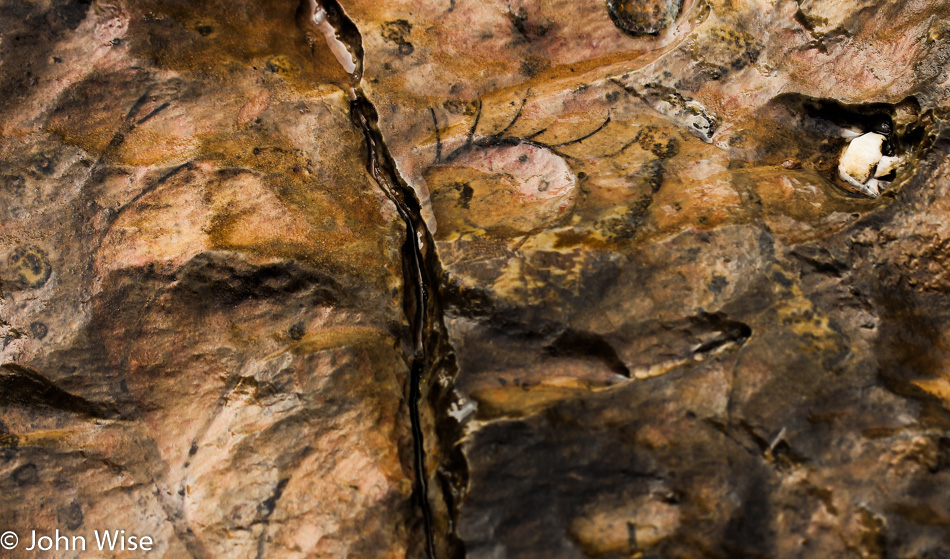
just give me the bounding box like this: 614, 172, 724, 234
425, 95, 611, 235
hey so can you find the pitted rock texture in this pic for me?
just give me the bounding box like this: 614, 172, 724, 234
4, 0, 950, 558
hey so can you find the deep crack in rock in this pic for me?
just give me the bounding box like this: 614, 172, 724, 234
301, 1, 464, 556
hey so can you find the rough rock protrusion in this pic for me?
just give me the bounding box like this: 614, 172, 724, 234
607, 0, 682, 36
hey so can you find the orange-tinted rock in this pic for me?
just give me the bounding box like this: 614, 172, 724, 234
336, 0, 950, 556
0, 1, 423, 557
5, 0, 950, 557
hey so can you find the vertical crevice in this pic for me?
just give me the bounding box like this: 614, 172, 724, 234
350, 89, 461, 559
350, 93, 437, 558
297, 1, 464, 557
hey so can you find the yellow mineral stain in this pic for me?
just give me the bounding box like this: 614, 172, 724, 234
116, 127, 199, 167
7, 423, 115, 451
471, 378, 602, 419
287, 326, 393, 357
126, 0, 353, 92
912, 378, 950, 406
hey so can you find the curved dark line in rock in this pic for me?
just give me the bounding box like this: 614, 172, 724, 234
301, 2, 465, 556
467, 99, 483, 148
350, 92, 440, 559
548, 114, 612, 148
495, 93, 529, 138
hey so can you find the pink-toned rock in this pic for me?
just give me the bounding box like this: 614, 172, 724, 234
0, 1, 425, 557
335, 0, 950, 556
5, 0, 950, 557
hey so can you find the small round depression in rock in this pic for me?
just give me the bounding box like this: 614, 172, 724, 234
607, 0, 682, 36
8, 245, 52, 290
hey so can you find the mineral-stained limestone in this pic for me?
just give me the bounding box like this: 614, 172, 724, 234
1, 0, 426, 557
338, 0, 950, 556
4, 0, 950, 557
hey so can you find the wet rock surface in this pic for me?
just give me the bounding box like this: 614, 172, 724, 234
3, 0, 950, 557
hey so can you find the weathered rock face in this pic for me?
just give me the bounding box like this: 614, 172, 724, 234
335, 0, 950, 557
4, 0, 950, 557
0, 0, 426, 556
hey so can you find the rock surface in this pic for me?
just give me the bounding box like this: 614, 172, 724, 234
4, 0, 950, 557
1, 1, 425, 557
339, 0, 950, 556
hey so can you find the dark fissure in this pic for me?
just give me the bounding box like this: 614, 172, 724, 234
297, 1, 463, 556
350, 92, 440, 559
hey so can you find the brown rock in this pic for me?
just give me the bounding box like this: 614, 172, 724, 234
607, 0, 683, 36
0, 0, 425, 557
337, 0, 950, 557
5, 0, 950, 557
